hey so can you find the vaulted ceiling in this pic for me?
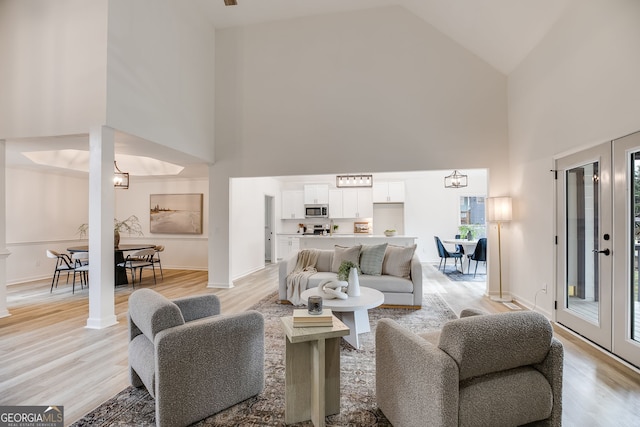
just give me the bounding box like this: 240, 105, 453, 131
7, 1, 573, 177
201, 0, 572, 75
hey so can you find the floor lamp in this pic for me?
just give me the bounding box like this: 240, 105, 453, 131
487, 197, 512, 301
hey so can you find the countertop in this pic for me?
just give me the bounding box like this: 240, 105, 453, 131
278, 233, 416, 238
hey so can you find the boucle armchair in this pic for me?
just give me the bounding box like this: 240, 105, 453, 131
376, 310, 563, 427
128, 289, 265, 427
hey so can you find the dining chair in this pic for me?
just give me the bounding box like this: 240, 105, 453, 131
467, 237, 487, 277
71, 251, 90, 292
47, 249, 76, 293
118, 248, 157, 287
152, 245, 164, 279
433, 236, 464, 273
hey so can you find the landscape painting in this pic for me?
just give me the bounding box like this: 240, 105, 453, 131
150, 193, 203, 234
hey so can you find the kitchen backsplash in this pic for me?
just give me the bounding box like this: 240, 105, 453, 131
280, 219, 372, 234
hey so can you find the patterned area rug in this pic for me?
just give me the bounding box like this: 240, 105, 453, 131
71, 292, 457, 427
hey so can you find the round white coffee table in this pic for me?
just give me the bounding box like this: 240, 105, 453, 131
300, 286, 384, 349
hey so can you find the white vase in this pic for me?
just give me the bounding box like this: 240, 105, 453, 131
347, 267, 360, 297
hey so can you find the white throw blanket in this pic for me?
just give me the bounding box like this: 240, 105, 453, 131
286, 249, 320, 305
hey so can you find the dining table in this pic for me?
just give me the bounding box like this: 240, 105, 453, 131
442, 239, 479, 274
67, 244, 156, 286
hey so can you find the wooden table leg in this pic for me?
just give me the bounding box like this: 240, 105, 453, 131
285, 336, 342, 426
285, 336, 311, 424
310, 338, 326, 427
114, 251, 128, 285
324, 336, 341, 415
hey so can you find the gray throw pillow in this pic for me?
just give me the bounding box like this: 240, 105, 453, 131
359, 243, 388, 275
382, 244, 417, 278
331, 245, 362, 273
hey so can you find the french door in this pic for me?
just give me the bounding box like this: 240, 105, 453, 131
556, 142, 612, 349
612, 132, 640, 365
556, 132, 640, 367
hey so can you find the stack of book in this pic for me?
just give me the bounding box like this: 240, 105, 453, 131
292, 309, 334, 327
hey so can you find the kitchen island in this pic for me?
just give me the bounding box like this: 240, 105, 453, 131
298, 234, 417, 250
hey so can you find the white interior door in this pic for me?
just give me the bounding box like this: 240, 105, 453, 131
556, 142, 612, 350
264, 195, 274, 263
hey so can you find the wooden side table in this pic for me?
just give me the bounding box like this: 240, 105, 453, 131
280, 315, 350, 427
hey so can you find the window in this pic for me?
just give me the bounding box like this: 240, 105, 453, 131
459, 196, 486, 238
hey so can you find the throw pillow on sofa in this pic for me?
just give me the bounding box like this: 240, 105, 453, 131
331, 245, 362, 273
360, 243, 388, 275
382, 244, 417, 278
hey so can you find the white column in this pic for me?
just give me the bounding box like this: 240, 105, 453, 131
208, 162, 233, 288
86, 126, 117, 329
0, 139, 10, 318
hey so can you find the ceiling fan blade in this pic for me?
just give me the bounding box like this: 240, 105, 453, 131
224, 0, 237, 5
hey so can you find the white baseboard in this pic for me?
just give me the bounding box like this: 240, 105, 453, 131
207, 282, 234, 289
555, 322, 640, 375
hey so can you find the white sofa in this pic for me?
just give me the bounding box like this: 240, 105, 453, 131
278, 247, 422, 307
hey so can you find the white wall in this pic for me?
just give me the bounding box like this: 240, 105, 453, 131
5, 168, 209, 285
0, 0, 108, 138
6, 168, 89, 284
215, 6, 508, 178
508, 0, 640, 315
372, 204, 404, 236
106, 0, 216, 162
230, 177, 281, 280
214, 6, 509, 287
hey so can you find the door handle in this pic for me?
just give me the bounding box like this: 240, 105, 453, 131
592, 248, 611, 256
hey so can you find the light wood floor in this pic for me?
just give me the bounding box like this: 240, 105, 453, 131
1, 264, 640, 426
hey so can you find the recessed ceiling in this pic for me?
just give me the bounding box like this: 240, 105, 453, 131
5, 133, 209, 179
22, 150, 184, 176
201, 0, 572, 74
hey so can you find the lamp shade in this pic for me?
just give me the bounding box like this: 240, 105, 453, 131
487, 197, 512, 222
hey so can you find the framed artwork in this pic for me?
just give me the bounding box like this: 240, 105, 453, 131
150, 193, 203, 234
354, 222, 371, 234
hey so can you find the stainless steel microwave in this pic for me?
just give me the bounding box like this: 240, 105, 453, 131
305, 205, 329, 218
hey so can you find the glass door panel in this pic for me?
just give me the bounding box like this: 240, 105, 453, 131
556, 141, 612, 350
632, 153, 640, 342
612, 131, 640, 367
565, 162, 600, 323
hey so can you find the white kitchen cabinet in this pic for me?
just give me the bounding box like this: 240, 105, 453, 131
373, 181, 405, 203
304, 184, 329, 205
277, 235, 300, 260
281, 191, 305, 219
357, 189, 374, 217
341, 188, 373, 218
329, 189, 343, 218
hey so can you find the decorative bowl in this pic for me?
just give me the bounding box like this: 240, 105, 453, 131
384, 230, 397, 237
